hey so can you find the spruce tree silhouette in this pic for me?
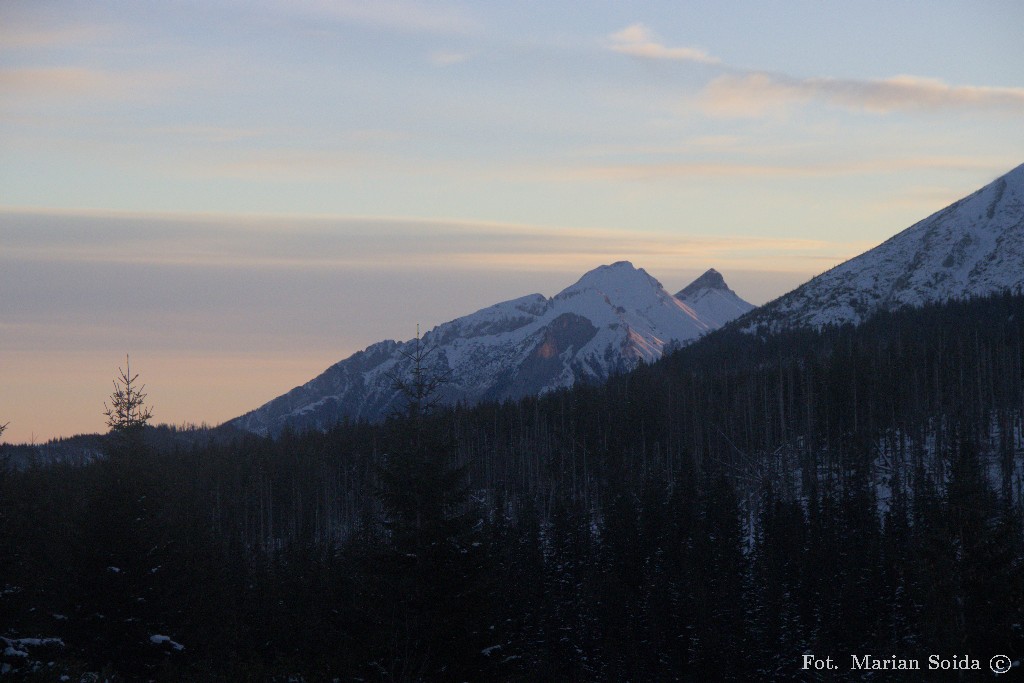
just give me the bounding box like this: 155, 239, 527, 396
103, 354, 154, 435
76, 355, 167, 676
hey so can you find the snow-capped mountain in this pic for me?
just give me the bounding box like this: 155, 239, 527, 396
231, 262, 752, 435
675, 268, 756, 327
743, 162, 1024, 331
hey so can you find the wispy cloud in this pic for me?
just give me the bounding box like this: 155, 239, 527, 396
0, 66, 186, 106
0, 207, 864, 276
608, 23, 719, 64
570, 135, 745, 160
147, 125, 270, 144
700, 72, 1024, 118
607, 23, 1024, 118
548, 155, 1012, 183
195, 149, 374, 180
697, 73, 802, 119
430, 51, 471, 66
0, 67, 121, 97
0, 24, 113, 50
267, 0, 479, 34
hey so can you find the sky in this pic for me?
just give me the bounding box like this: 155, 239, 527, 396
2, 0, 1024, 443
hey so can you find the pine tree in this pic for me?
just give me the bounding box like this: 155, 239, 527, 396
66, 355, 170, 674
103, 354, 154, 434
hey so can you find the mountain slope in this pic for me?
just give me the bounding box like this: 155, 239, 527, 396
231, 262, 752, 435
743, 162, 1024, 330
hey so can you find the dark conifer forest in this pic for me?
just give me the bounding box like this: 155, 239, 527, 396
3, 292, 1024, 680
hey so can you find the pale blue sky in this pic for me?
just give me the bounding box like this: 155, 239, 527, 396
2, 1, 1023, 442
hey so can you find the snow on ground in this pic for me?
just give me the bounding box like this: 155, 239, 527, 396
149, 634, 185, 651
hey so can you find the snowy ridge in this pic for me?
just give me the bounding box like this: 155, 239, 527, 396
231, 262, 753, 435
744, 162, 1024, 331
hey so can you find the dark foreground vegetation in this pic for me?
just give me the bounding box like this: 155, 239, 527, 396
3, 293, 1024, 680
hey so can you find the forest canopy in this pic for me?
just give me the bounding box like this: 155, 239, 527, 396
2, 291, 1023, 680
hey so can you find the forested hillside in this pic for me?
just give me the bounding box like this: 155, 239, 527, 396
3, 292, 1023, 680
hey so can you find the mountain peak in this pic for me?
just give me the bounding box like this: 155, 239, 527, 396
676, 268, 730, 298
561, 261, 663, 296
231, 262, 753, 435
674, 268, 755, 328
580, 260, 643, 279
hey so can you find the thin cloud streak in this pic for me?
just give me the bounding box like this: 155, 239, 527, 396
0, 24, 113, 49
146, 124, 271, 143
261, 0, 479, 34
430, 51, 472, 66
700, 72, 1024, 118
0, 67, 122, 96
552, 156, 1016, 182
0, 207, 866, 275
0, 66, 187, 106
200, 151, 371, 179
609, 23, 720, 64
